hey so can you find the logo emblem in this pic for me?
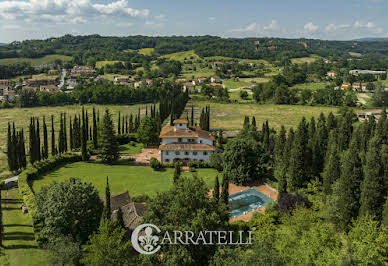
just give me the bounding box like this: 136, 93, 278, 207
131, 223, 161, 254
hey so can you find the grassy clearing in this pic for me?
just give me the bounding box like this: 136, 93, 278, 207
349, 52, 362, 57
291, 55, 319, 64
0, 55, 72, 66
95, 60, 122, 68
2, 189, 50, 266
161, 50, 201, 62
139, 48, 154, 56
224, 80, 251, 90
190, 100, 341, 130
181, 67, 214, 79
0, 104, 154, 178
32, 162, 219, 197
228, 90, 254, 103
119, 142, 143, 154
204, 56, 270, 65
240, 77, 270, 84
100, 73, 117, 81
291, 82, 330, 91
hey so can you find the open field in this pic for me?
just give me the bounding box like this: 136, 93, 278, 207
2, 189, 50, 266
291, 55, 320, 64
0, 55, 72, 66
181, 67, 214, 79
224, 79, 251, 89
101, 73, 117, 81
139, 48, 154, 56
349, 52, 362, 57
240, 77, 270, 84
161, 50, 201, 62
204, 56, 270, 65
291, 81, 330, 91
0, 104, 154, 178
32, 162, 219, 197
190, 101, 342, 130
119, 142, 143, 154
96, 60, 122, 68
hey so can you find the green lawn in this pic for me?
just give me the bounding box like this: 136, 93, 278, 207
119, 142, 143, 154
96, 60, 122, 68
2, 189, 50, 266
139, 48, 154, 56
0, 55, 72, 66
0, 104, 154, 179
181, 66, 214, 79
291, 55, 320, 64
160, 50, 201, 62
190, 100, 343, 130
291, 82, 330, 91
32, 162, 220, 197
229, 90, 254, 103
224, 80, 250, 90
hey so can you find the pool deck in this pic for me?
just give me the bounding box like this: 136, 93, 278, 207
209, 183, 278, 223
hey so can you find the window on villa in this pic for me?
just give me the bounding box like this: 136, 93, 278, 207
193, 151, 197, 155
165, 159, 169, 162
179, 123, 182, 126
200, 140, 203, 143
203, 151, 208, 155
178, 138, 182, 142
166, 151, 169, 155
185, 151, 189, 155
175, 151, 180, 155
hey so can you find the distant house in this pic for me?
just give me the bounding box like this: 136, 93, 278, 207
134, 81, 143, 88
192, 77, 206, 86
40, 85, 58, 93
210, 76, 221, 83
175, 78, 187, 83
326, 71, 336, 79
48, 69, 59, 75
71, 65, 96, 76
213, 61, 224, 67
26, 78, 57, 87
145, 79, 153, 86
341, 82, 351, 90
183, 82, 196, 93
3, 90, 16, 101
349, 69, 386, 76
114, 76, 130, 84
0, 79, 9, 86
352, 82, 367, 91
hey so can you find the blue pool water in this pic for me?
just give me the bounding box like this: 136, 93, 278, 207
229, 188, 274, 218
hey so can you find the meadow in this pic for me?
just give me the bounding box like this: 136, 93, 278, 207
0, 55, 72, 66
32, 162, 219, 197
291, 81, 330, 91
291, 55, 320, 64
190, 100, 342, 130
138, 48, 155, 56
0, 104, 152, 178
95, 60, 122, 68
160, 50, 201, 62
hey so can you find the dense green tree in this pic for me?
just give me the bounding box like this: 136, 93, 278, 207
92, 106, 98, 148
35, 178, 103, 243
221, 175, 229, 206
51, 115, 56, 156
82, 218, 133, 266
115, 208, 125, 230
173, 162, 181, 183
213, 175, 220, 202
359, 136, 385, 220
274, 126, 287, 197
103, 177, 111, 220
322, 130, 341, 195
42, 117, 48, 159
137, 116, 159, 147
7, 122, 15, 171
46, 235, 82, 266
99, 109, 119, 164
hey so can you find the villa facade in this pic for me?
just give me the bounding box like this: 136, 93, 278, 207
159, 119, 215, 163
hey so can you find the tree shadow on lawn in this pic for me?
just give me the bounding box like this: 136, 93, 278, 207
4, 224, 33, 228
1, 198, 23, 204
4, 232, 35, 241
4, 244, 38, 250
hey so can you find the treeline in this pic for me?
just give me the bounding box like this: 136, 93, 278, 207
0, 62, 39, 79
274, 109, 388, 229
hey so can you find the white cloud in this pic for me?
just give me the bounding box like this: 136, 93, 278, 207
304, 22, 319, 33
209, 17, 215, 21
155, 14, 165, 20
0, 0, 149, 24
231, 22, 257, 33
264, 20, 279, 31
324, 23, 350, 32
353, 20, 375, 28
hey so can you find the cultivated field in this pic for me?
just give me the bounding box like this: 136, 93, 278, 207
95, 60, 122, 68
190, 101, 342, 130
291, 81, 330, 91
32, 163, 219, 196
0, 55, 72, 66
291, 55, 320, 64
161, 50, 201, 61
138, 48, 155, 56
0, 104, 153, 178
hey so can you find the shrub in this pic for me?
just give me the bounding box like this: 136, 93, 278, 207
210, 152, 224, 171
187, 161, 212, 169
150, 157, 163, 170
278, 193, 310, 214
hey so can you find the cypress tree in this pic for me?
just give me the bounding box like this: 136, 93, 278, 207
0, 189, 2, 247
93, 106, 98, 148
129, 114, 134, 133
89, 127, 92, 142
377, 109, 386, 143
326, 112, 337, 131
29, 118, 35, 164
191, 105, 194, 126
125, 116, 128, 134
7, 122, 14, 171
337, 113, 353, 151
100, 109, 119, 164
51, 115, 56, 156
263, 120, 270, 151
116, 208, 125, 229
322, 130, 341, 195
173, 162, 181, 183
104, 177, 111, 220
69, 117, 73, 150
213, 176, 220, 202
251, 116, 256, 128
359, 136, 385, 220
287, 118, 308, 192
122, 116, 125, 134
63, 113, 67, 152
85, 110, 89, 141
36, 118, 41, 161
243, 116, 250, 128
81, 109, 88, 161
217, 129, 223, 148
337, 136, 363, 231
20, 129, 26, 169
221, 175, 229, 206
43, 116, 48, 159
274, 126, 288, 198
58, 114, 63, 154
14, 128, 20, 170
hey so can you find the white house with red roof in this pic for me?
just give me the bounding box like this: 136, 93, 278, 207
159, 119, 215, 163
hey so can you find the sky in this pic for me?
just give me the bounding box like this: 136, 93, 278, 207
0, 0, 387, 43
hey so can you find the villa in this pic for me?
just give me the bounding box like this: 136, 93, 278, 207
159, 119, 215, 164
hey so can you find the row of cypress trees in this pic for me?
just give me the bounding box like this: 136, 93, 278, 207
274, 109, 388, 230
7, 122, 27, 171
199, 105, 210, 131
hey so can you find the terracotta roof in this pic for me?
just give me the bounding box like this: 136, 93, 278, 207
159, 143, 216, 151
160, 126, 215, 140
173, 119, 189, 124
101, 191, 131, 211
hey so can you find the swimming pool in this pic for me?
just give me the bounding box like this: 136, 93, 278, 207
229, 188, 274, 218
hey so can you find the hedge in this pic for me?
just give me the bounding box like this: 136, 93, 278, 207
161, 161, 213, 169
18, 153, 82, 219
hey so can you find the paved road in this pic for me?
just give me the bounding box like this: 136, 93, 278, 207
58, 68, 66, 88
